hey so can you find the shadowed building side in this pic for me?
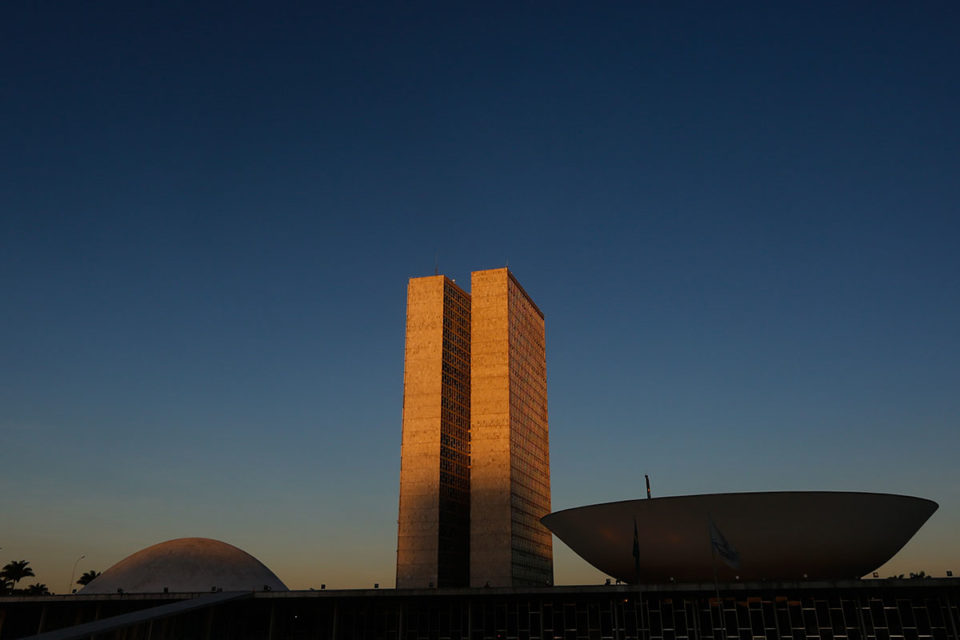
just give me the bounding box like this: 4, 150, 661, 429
396, 276, 471, 588
471, 268, 553, 587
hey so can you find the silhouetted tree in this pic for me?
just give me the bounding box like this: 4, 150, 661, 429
25, 583, 50, 595
1, 560, 35, 586
77, 570, 101, 586
0, 578, 12, 595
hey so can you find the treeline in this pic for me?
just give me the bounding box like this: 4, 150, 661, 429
0, 560, 100, 596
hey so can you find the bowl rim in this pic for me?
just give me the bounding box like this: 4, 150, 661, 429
542, 490, 939, 522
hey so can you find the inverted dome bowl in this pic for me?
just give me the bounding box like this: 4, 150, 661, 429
542, 492, 937, 583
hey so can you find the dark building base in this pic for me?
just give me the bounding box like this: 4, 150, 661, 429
2, 579, 959, 640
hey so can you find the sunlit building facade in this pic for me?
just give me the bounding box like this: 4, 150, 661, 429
470, 268, 553, 587
396, 275, 472, 588
396, 268, 553, 589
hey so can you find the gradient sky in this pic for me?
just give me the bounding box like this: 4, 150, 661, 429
2, 2, 958, 591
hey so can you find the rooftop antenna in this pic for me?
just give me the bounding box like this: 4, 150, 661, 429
434, 251, 439, 276
645, 474, 651, 499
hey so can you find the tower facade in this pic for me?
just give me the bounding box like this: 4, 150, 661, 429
396, 275, 471, 588
397, 268, 552, 589
470, 268, 553, 587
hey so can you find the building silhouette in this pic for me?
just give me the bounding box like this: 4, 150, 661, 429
6, 580, 960, 639
396, 268, 553, 588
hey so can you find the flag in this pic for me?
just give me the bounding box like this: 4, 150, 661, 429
632, 518, 641, 583
708, 517, 741, 570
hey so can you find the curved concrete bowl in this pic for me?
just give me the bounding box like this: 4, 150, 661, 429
541, 492, 937, 583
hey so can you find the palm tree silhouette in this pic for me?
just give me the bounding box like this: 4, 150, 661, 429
77, 570, 101, 586
1, 560, 35, 587
25, 583, 50, 595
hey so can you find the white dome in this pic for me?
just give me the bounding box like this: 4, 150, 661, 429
80, 538, 288, 594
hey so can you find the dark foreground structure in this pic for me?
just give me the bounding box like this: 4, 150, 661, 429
2, 579, 959, 640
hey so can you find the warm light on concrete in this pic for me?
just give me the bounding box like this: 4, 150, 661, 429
396, 268, 554, 589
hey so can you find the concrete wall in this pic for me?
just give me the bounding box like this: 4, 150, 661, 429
470, 268, 553, 587
470, 269, 514, 587
396, 276, 446, 588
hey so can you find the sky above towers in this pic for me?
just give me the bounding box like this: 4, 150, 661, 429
2, 3, 959, 590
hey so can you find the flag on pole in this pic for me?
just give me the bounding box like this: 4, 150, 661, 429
708, 517, 741, 570
632, 518, 641, 583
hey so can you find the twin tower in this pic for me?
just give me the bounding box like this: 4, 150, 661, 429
397, 268, 553, 588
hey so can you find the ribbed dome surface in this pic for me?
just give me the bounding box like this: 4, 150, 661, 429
80, 537, 288, 594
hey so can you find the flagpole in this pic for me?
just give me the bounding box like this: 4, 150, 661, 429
710, 521, 724, 639
633, 518, 641, 585
632, 515, 643, 639
712, 544, 721, 601
711, 533, 722, 594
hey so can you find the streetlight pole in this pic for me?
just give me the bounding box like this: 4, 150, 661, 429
67, 554, 85, 594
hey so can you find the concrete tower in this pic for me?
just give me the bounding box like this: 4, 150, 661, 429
396, 268, 552, 589
396, 275, 472, 588
470, 268, 553, 587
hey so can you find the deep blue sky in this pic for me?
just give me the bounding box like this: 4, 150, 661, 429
2, 3, 958, 590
